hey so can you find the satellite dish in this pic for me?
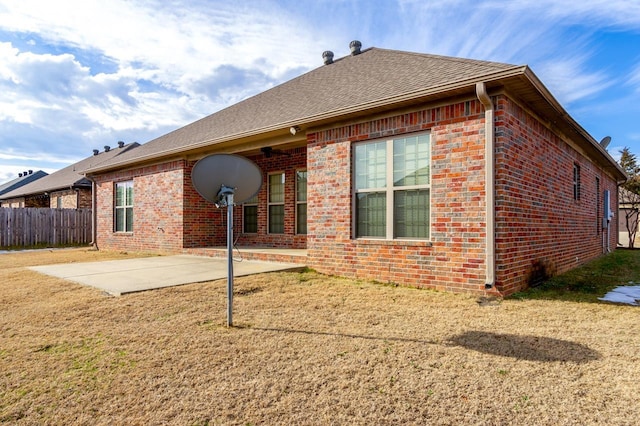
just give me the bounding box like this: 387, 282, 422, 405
192, 154, 262, 205
191, 154, 262, 327
599, 136, 612, 149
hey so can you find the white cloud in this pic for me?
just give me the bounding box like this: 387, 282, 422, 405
0, 0, 342, 174
0, 165, 57, 185
535, 55, 614, 105
1, 0, 639, 180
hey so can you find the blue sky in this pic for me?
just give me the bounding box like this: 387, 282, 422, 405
1, 0, 639, 183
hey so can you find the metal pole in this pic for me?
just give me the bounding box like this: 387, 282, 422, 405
227, 193, 234, 327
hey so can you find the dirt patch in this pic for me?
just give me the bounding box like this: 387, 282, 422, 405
1, 249, 639, 425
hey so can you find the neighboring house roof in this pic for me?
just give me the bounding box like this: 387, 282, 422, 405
0, 170, 48, 196
84, 46, 625, 181
0, 142, 140, 200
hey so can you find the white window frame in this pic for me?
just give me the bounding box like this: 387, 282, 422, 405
114, 180, 134, 233
268, 172, 285, 234
353, 133, 431, 240
295, 169, 307, 235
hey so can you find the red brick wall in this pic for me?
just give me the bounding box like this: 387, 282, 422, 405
49, 188, 92, 209
95, 151, 308, 252
182, 161, 224, 249
182, 148, 309, 249
91, 94, 619, 296
494, 96, 618, 294
307, 100, 490, 294
307, 96, 618, 295
94, 161, 186, 252
234, 148, 307, 248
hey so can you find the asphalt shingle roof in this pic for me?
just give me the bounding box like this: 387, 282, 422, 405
0, 143, 139, 199
87, 48, 522, 172
0, 170, 48, 196
82, 46, 623, 180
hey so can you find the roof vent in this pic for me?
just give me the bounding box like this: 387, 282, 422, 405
23, 171, 27, 176
18, 172, 23, 177
28, 170, 33, 175
118, 141, 125, 148
93, 149, 99, 156
322, 50, 334, 65
350, 40, 362, 55
104, 145, 111, 152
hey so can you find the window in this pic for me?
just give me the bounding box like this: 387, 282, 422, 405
596, 177, 600, 234
56, 196, 62, 209
243, 194, 259, 233
573, 164, 581, 200
268, 172, 285, 234
354, 133, 430, 239
115, 181, 133, 232
296, 170, 307, 234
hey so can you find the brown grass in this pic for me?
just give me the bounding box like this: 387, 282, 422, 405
1, 249, 639, 425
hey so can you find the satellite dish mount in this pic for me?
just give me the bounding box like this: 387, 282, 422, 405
215, 184, 235, 208
191, 154, 263, 327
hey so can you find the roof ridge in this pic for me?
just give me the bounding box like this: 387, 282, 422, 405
371, 46, 518, 68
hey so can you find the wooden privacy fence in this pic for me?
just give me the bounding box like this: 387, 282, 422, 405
0, 208, 92, 248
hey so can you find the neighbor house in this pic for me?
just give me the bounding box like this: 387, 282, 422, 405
0, 170, 48, 206
0, 142, 139, 209
618, 187, 638, 248
84, 43, 625, 296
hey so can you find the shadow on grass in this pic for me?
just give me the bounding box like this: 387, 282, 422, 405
249, 326, 440, 345
247, 327, 599, 363
449, 331, 600, 363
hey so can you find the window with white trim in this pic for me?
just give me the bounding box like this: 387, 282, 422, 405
296, 170, 307, 234
353, 133, 430, 239
268, 172, 285, 234
114, 180, 133, 232
243, 193, 259, 233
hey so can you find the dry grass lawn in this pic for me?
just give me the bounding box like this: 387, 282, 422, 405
1, 248, 639, 425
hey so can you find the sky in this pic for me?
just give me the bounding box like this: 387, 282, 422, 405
1, 0, 639, 183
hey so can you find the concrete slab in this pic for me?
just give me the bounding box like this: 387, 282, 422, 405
29, 255, 304, 296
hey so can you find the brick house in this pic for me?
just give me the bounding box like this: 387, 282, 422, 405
85, 44, 625, 296
0, 170, 48, 206
0, 142, 139, 209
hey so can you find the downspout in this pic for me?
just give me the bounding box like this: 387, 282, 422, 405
476, 82, 495, 290
86, 175, 98, 249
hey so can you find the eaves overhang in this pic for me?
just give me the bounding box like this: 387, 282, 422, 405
85, 65, 625, 183
498, 67, 626, 182
84, 67, 530, 175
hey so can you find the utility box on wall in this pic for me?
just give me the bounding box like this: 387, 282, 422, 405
603, 190, 614, 229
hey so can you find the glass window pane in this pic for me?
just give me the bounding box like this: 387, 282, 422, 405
126, 183, 134, 205
125, 207, 133, 232
269, 173, 284, 203
296, 204, 307, 234
116, 184, 124, 206
115, 208, 124, 232
244, 205, 258, 233
269, 205, 284, 234
355, 141, 386, 190
393, 134, 430, 186
394, 189, 429, 238
356, 192, 386, 237
296, 170, 307, 202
